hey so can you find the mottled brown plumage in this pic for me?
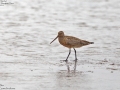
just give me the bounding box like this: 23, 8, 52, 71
50, 31, 94, 61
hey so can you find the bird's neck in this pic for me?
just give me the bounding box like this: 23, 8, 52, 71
58, 36, 65, 44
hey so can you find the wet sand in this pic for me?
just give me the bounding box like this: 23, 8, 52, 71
0, 0, 120, 90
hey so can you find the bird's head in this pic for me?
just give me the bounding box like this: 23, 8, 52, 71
58, 31, 64, 37
50, 31, 64, 44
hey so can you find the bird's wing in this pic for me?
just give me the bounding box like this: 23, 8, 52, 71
65, 36, 81, 45
66, 36, 91, 46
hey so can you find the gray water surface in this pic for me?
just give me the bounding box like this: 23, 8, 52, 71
0, 0, 120, 90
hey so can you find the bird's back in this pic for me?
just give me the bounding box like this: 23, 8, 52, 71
59, 35, 93, 48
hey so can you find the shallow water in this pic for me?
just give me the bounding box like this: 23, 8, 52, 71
0, 0, 120, 90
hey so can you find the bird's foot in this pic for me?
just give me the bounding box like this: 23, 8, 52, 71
60, 60, 68, 62
73, 59, 78, 62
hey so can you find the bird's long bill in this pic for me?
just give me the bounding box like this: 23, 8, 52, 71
50, 36, 58, 44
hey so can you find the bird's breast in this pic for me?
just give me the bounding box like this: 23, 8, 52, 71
58, 37, 71, 48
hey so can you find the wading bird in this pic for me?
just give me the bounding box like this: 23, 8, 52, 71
50, 31, 94, 61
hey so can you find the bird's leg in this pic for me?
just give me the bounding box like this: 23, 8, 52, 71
65, 49, 71, 61
73, 48, 78, 61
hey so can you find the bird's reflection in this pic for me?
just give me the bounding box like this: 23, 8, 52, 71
65, 60, 77, 73
73, 60, 77, 73
65, 60, 70, 73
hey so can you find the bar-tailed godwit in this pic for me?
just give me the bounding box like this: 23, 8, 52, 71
50, 31, 94, 61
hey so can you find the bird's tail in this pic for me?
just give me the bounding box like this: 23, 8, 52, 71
90, 42, 94, 44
